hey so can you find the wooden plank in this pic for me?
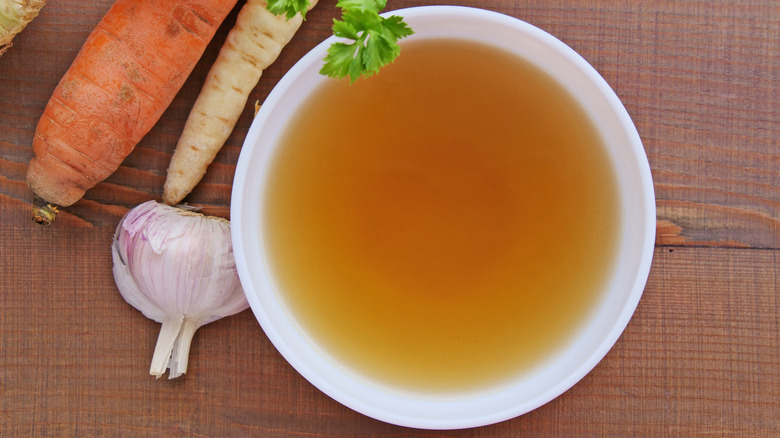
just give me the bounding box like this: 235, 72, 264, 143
0, 0, 778, 436
1, 242, 777, 435
1, 0, 777, 245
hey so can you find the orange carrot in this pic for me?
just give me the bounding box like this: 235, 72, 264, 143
26, 0, 238, 222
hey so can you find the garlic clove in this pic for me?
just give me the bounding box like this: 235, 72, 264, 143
112, 200, 249, 379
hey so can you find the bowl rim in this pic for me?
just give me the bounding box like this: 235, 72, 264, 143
231, 5, 656, 430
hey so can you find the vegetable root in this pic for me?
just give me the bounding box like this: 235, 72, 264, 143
0, 0, 45, 56
150, 315, 203, 379
26, 0, 239, 219
163, 0, 318, 206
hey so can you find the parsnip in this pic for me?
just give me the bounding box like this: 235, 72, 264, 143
0, 0, 46, 56
163, 0, 318, 205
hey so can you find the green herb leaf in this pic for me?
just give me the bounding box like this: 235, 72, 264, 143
320, 42, 357, 79
382, 14, 414, 40
266, 0, 311, 20
320, 3, 413, 82
336, 0, 387, 12
267, 0, 413, 82
331, 17, 359, 40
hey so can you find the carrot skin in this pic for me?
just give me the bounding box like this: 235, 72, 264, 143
27, 0, 239, 207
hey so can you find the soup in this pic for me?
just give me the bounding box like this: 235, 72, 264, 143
262, 38, 620, 394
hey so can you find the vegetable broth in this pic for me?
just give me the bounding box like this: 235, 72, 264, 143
263, 39, 621, 394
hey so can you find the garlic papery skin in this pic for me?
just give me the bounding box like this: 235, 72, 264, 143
112, 200, 249, 379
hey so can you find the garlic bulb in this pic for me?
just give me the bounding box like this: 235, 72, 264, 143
112, 200, 248, 379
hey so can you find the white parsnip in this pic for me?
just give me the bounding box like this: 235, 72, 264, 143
0, 0, 46, 56
163, 0, 318, 205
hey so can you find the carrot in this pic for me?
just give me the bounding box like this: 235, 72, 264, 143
162, 0, 317, 206
0, 0, 46, 56
26, 0, 239, 223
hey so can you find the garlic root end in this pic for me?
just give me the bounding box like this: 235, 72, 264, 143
150, 315, 184, 378
167, 316, 202, 379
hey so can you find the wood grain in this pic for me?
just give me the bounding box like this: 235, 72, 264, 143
0, 0, 777, 436
1, 242, 776, 436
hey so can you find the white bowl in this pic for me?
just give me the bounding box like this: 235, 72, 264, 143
231, 6, 655, 430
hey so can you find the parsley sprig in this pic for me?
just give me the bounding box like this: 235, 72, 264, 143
266, 0, 312, 19
267, 0, 413, 82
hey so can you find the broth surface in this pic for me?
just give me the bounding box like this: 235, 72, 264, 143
263, 38, 620, 394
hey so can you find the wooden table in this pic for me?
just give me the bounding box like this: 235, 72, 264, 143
1, 0, 777, 435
